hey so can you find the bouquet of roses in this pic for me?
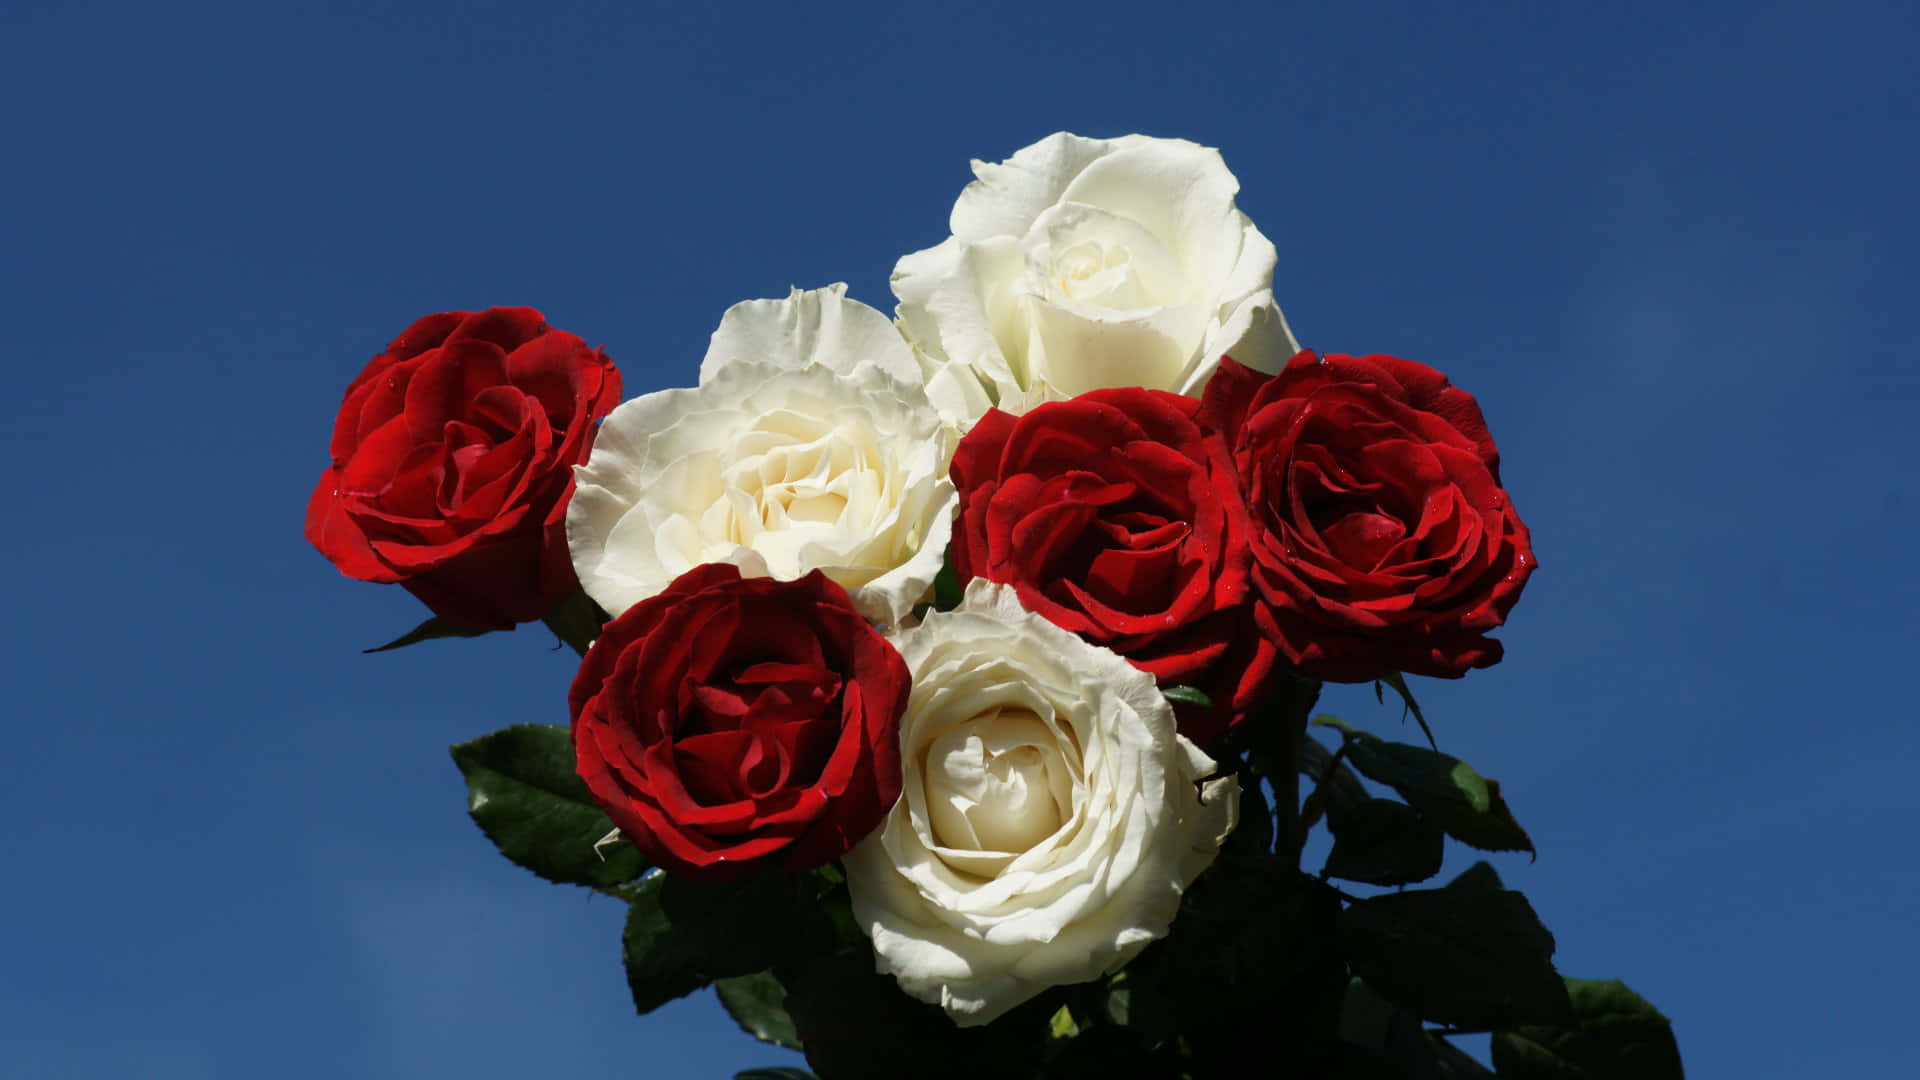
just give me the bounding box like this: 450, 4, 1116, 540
306, 133, 1683, 1078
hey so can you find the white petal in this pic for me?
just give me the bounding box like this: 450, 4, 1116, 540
890, 131, 1299, 419
1054, 137, 1245, 297
569, 345, 958, 625
845, 581, 1231, 1026
949, 131, 1121, 242
893, 236, 1024, 407
1022, 295, 1207, 399
1184, 289, 1303, 392
699, 283, 923, 389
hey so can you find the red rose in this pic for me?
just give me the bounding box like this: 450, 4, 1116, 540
305, 308, 621, 630
1200, 352, 1535, 682
949, 388, 1276, 746
569, 564, 907, 881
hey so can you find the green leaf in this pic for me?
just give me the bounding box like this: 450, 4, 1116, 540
621, 872, 712, 1013
658, 871, 838, 978
1298, 731, 1370, 824
1329, 977, 1431, 1078
1049, 1002, 1081, 1039
715, 971, 802, 1050
1222, 766, 1274, 855
622, 868, 843, 1018
1161, 684, 1214, 709
1124, 857, 1347, 1072
541, 588, 604, 656
1429, 1034, 1498, 1077
1338, 861, 1572, 1030
1310, 718, 1533, 857
448, 725, 645, 888
1444, 778, 1533, 855
933, 552, 964, 611
363, 614, 493, 653
1378, 671, 1436, 748
1491, 978, 1683, 1080
1323, 798, 1446, 886
779, 948, 1050, 1080
1327, 976, 1495, 1077
1446, 859, 1508, 895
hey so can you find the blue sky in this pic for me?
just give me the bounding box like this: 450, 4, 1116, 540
2, 1, 1914, 1075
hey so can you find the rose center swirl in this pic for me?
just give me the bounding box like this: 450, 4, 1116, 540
924, 707, 1071, 854
709, 410, 888, 566
1049, 240, 1143, 307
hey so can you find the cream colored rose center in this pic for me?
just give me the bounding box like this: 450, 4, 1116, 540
709, 409, 886, 556
1051, 240, 1145, 307
925, 707, 1071, 853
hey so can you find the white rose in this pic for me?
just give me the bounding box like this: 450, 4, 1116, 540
843, 580, 1239, 1026
891, 131, 1300, 416
567, 285, 958, 626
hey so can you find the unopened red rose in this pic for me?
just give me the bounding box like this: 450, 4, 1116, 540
305, 308, 621, 630
570, 563, 907, 881
1200, 353, 1535, 682
949, 388, 1276, 746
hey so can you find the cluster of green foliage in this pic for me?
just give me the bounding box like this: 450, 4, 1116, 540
450, 664, 1682, 1079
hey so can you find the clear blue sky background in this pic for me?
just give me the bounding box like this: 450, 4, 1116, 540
3, 1, 1913, 1076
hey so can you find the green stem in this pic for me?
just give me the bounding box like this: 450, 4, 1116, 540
1275, 676, 1320, 868
1298, 740, 1352, 834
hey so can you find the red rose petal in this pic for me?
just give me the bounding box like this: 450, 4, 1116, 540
1216, 351, 1536, 682
568, 566, 907, 882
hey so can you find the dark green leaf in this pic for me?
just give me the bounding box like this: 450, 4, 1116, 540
1043, 1018, 1176, 1079
1124, 857, 1346, 1073
1329, 977, 1430, 1078
657, 871, 838, 978
734, 1069, 817, 1080
624, 868, 843, 1019
541, 588, 604, 656
716, 971, 802, 1050
779, 948, 1049, 1080
1445, 860, 1507, 895
1328, 976, 1494, 1077
621, 872, 711, 1013
1491, 978, 1683, 1080
1324, 798, 1446, 886
1161, 684, 1214, 709
1428, 1034, 1497, 1077
933, 552, 964, 611
1335, 976, 1421, 1056
1222, 768, 1273, 855
1442, 778, 1532, 855
448, 725, 645, 888
364, 614, 493, 653
1299, 731, 1371, 823
1339, 862, 1572, 1030
1310, 718, 1533, 857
